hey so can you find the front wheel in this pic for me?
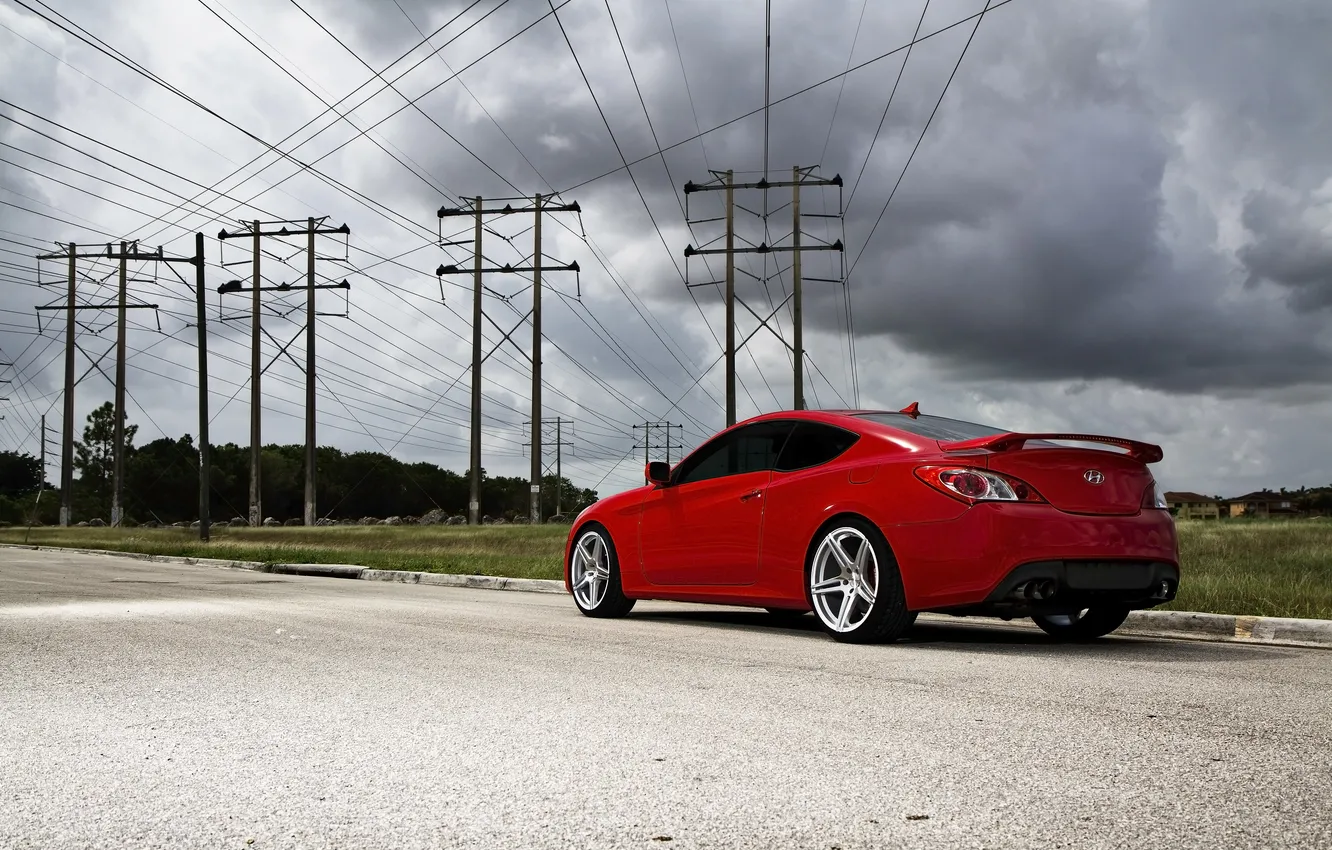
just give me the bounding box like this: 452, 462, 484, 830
569, 524, 635, 619
806, 518, 915, 644
1032, 606, 1129, 641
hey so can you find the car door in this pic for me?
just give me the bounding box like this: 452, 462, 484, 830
758, 422, 863, 579
639, 421, 794, 586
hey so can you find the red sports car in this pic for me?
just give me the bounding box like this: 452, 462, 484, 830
563, 406, 1179, 643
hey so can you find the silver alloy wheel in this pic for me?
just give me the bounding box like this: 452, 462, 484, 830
571, 530, 611, 610
809, 526, 880, 633
1042, 609, 1091, 627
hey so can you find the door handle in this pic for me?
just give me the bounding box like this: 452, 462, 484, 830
739, 489, 763, 502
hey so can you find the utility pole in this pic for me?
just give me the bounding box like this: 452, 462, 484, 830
113, 242, 128, 527
436, 195, 581, 525
304, 217, 317, 528
218, 218, 352, 526
530, 195, 543, 525
194, 232, 211, 542
725, 171, 736, 426
470, 198, 482, 526
792, 166, 803, 411
683, 168, 844, 419
632, 421, 684, 484
248, 220, 260, 527
60, 244, 73, 527
35, 242, 161, 527
522, 417, 574, 520
555, 417, 564, 517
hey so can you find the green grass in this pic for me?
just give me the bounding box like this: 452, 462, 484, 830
1169, 519, 1332, 620
2, 519, 1330, 619
0, 524, 570, 581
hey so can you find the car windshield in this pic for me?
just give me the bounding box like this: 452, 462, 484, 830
855, 412, 1009, 442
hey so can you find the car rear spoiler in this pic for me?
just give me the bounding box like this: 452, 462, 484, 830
938, 432, 1164, 464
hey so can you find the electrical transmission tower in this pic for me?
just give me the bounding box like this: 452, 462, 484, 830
435, 194, 581, 525
522, 417, 575, 519
218, 218, 352, 527
33, 241, 178, 527
682, 167, 845, 426
632, 421, 685, 484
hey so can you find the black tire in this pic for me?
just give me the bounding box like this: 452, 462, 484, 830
568, 523, 635, 619
805, 516, 915, 644
1031, 606, 1130, 641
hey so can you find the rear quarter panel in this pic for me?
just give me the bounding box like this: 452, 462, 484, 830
758, 442, 971, 608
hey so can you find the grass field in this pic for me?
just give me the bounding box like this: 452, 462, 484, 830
0, 525, 569, 581
2, 519, 1330, 619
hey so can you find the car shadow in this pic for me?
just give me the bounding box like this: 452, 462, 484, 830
627, 608, 1295, 661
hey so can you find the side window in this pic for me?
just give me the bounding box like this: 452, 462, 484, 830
674, 422, 794, 485
674, 436, 734, 485
775, 422, 860, 472
732, 421, 793, 474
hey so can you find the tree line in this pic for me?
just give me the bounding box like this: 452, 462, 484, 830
0, 402, 599, 526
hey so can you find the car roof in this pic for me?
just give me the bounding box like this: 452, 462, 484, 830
743, 408, 894, 423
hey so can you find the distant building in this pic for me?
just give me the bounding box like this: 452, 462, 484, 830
1225, 490, 1299, 518
1164, 491, 1221, 520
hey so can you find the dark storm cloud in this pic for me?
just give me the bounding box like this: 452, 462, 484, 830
1238, 190, 1332, 314
794, 0, 1332, 395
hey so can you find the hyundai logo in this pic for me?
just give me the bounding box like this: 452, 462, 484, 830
1084, 470, 1105, 485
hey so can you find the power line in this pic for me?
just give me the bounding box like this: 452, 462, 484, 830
848, 0, 993, 276
558, 0, 1016, 195
845, 0, 932, 211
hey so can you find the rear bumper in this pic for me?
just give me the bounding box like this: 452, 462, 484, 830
886, 502, 1179, 611
979, 558, 1179, 613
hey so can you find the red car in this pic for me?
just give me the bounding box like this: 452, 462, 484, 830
563, 406, 1180, 643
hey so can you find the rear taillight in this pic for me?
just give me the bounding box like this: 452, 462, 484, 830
915, 466, 1046, 505
1143, 481, 1169, 510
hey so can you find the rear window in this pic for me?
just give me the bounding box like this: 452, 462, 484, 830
855, 413, 1008, 442
775, 422, 860, 472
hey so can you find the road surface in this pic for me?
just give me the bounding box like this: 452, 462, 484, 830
1, 548, 1329, 849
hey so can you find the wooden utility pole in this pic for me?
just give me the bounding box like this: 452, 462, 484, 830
304, 217, 317, 528
632, 421, 683, 484
249, 220, 261, 527
725, 170, 736, 426
530, 195, 543, 525
522, 416, 573, 520
683, 168, 844, 418
112, 242, 128, 527
36, 242, 161, 527
61, 245, 74, 527
792, 166, 803, 410
218, 218, 352, 527
470, 197, 483, 526
194, 232, 211, 542
436, 195, 581, 525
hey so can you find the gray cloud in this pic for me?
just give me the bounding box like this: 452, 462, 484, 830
1238, 189, 1332, 313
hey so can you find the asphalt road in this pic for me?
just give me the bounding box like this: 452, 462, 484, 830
1, 549, 1329, 850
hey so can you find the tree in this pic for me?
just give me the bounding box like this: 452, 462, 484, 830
125, 435, 197, 524
73, 401, 137, 517
0, 450, 42, 495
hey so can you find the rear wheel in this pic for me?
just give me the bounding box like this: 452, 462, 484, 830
806, 518, 914, 644
1032, 606, 1129, 641
569, 525, 635, 619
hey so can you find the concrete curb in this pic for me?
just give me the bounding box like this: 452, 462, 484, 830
3, 542, 1329, 648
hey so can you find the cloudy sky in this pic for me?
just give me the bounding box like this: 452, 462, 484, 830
2, 0, 1330, 501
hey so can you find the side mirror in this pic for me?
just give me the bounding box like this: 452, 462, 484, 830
646, 461, 671, 486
